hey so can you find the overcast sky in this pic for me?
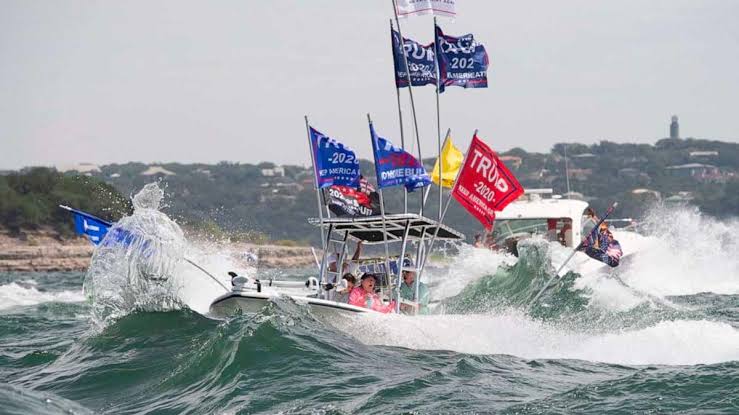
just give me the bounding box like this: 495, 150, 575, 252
2, 0, 738, 170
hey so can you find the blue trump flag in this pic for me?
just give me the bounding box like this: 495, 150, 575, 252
369, 122, 431, 191
62, 205, 152, 254
392, 28, 437, 88
309, 126, 361, 189
434, 24, 489, 93
64, 206, 112, 245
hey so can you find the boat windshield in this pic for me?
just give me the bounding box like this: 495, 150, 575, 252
494, 217, 575, 249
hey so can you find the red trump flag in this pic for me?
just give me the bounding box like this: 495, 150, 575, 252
451, 134, 524, 230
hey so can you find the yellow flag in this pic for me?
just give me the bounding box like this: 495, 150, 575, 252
431, 137, 464, 188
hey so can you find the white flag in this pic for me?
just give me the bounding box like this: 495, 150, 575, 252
395, 0, 456, 20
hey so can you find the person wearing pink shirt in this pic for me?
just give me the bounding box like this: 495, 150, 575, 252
348, 274, 395, 313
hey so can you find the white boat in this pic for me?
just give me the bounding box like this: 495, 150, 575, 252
492, 188, 640, 276
208, 213, 465, 317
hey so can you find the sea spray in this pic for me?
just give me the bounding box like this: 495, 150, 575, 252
83, 183, 187, 326
440, 238, 589, 317
620, 204, 739, 296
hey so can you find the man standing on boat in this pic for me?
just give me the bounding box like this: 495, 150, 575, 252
399, 258, 430, 315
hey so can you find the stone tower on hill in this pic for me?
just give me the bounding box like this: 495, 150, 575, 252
670, 115, 680, 139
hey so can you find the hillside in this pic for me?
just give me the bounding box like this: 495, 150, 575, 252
0, 168, 131, 236
4, 137, 738, 245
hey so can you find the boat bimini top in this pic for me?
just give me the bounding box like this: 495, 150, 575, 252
309, 212, 464, 314
308, 213, 465, 244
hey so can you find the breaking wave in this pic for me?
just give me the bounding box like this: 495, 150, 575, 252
83, 183, 188, 327
620, 205, 739, 296
0, 281, 84, 311
347, 312, 739, 366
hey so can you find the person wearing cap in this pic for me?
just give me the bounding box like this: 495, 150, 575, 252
348, 273, 396, 313
580, 222, 622, 267
398, 258, 430, 315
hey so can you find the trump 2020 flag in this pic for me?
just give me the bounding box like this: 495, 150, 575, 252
69, 208, 112, 244
435, 24, 489, 93
451, 134, 524, 230
309, 126, 361, 189
395, 0, 456, 19
392, 29, 437, 88
370, 122, 431, 191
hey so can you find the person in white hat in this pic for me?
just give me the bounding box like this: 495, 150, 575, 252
398, 258, 429, 315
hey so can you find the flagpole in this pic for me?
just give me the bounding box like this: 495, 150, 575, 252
368, 114, 394, 303
438, 128, 450, 220
416, 129, 477, 286
304, 116, 328, 283
391, 0, 424, 215
433, 16, 443, 222
390, 19, 409, 214
422, 128, 450, 210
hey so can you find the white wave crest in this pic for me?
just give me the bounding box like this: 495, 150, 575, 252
348, 312, 739, 366
0, 282, 84, 310
619, 206, 739, 296
424, 244, 517, 302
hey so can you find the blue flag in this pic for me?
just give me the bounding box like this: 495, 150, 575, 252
434, 25, 489, 93
370, 122, 431, 191
63, 206, 152, 255
309, 126, 361, 189
70, 209, 112, 245
392, 29, 437, 88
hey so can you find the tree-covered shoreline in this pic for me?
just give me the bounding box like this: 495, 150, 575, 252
2, 137, 737, 243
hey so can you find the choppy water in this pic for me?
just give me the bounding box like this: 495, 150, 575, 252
1, 269, 737, 414
1, 187, 738, 414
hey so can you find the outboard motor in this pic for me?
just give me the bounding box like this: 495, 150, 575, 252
305, 277, 319, 293
229, 271, 260, 292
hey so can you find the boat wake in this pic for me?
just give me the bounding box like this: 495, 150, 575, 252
378, 204, 739, 365
79, 185, 738, 366
348, 312, 739, 366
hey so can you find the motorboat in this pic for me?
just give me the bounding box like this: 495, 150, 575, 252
208, 213, 465, 317
492, 189, 641, 276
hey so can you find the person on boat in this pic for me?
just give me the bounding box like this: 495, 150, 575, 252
348, 274, 396, 313
334, 273, 356, 303
558, 221, 573, 247
473, 234, 484, 248
327, 240, 363, 276
580, 222, 622, 267
484, 233, 497, 250
546, 219, 559, 242
399, 258, 429, 315
582, 207, 599, 236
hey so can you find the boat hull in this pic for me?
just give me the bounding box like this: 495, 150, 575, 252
209, 291, 373, 318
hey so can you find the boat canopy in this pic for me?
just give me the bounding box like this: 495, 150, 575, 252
309, 213, 465, 244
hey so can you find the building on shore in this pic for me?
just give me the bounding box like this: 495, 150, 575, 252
665, 163, 719, 180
